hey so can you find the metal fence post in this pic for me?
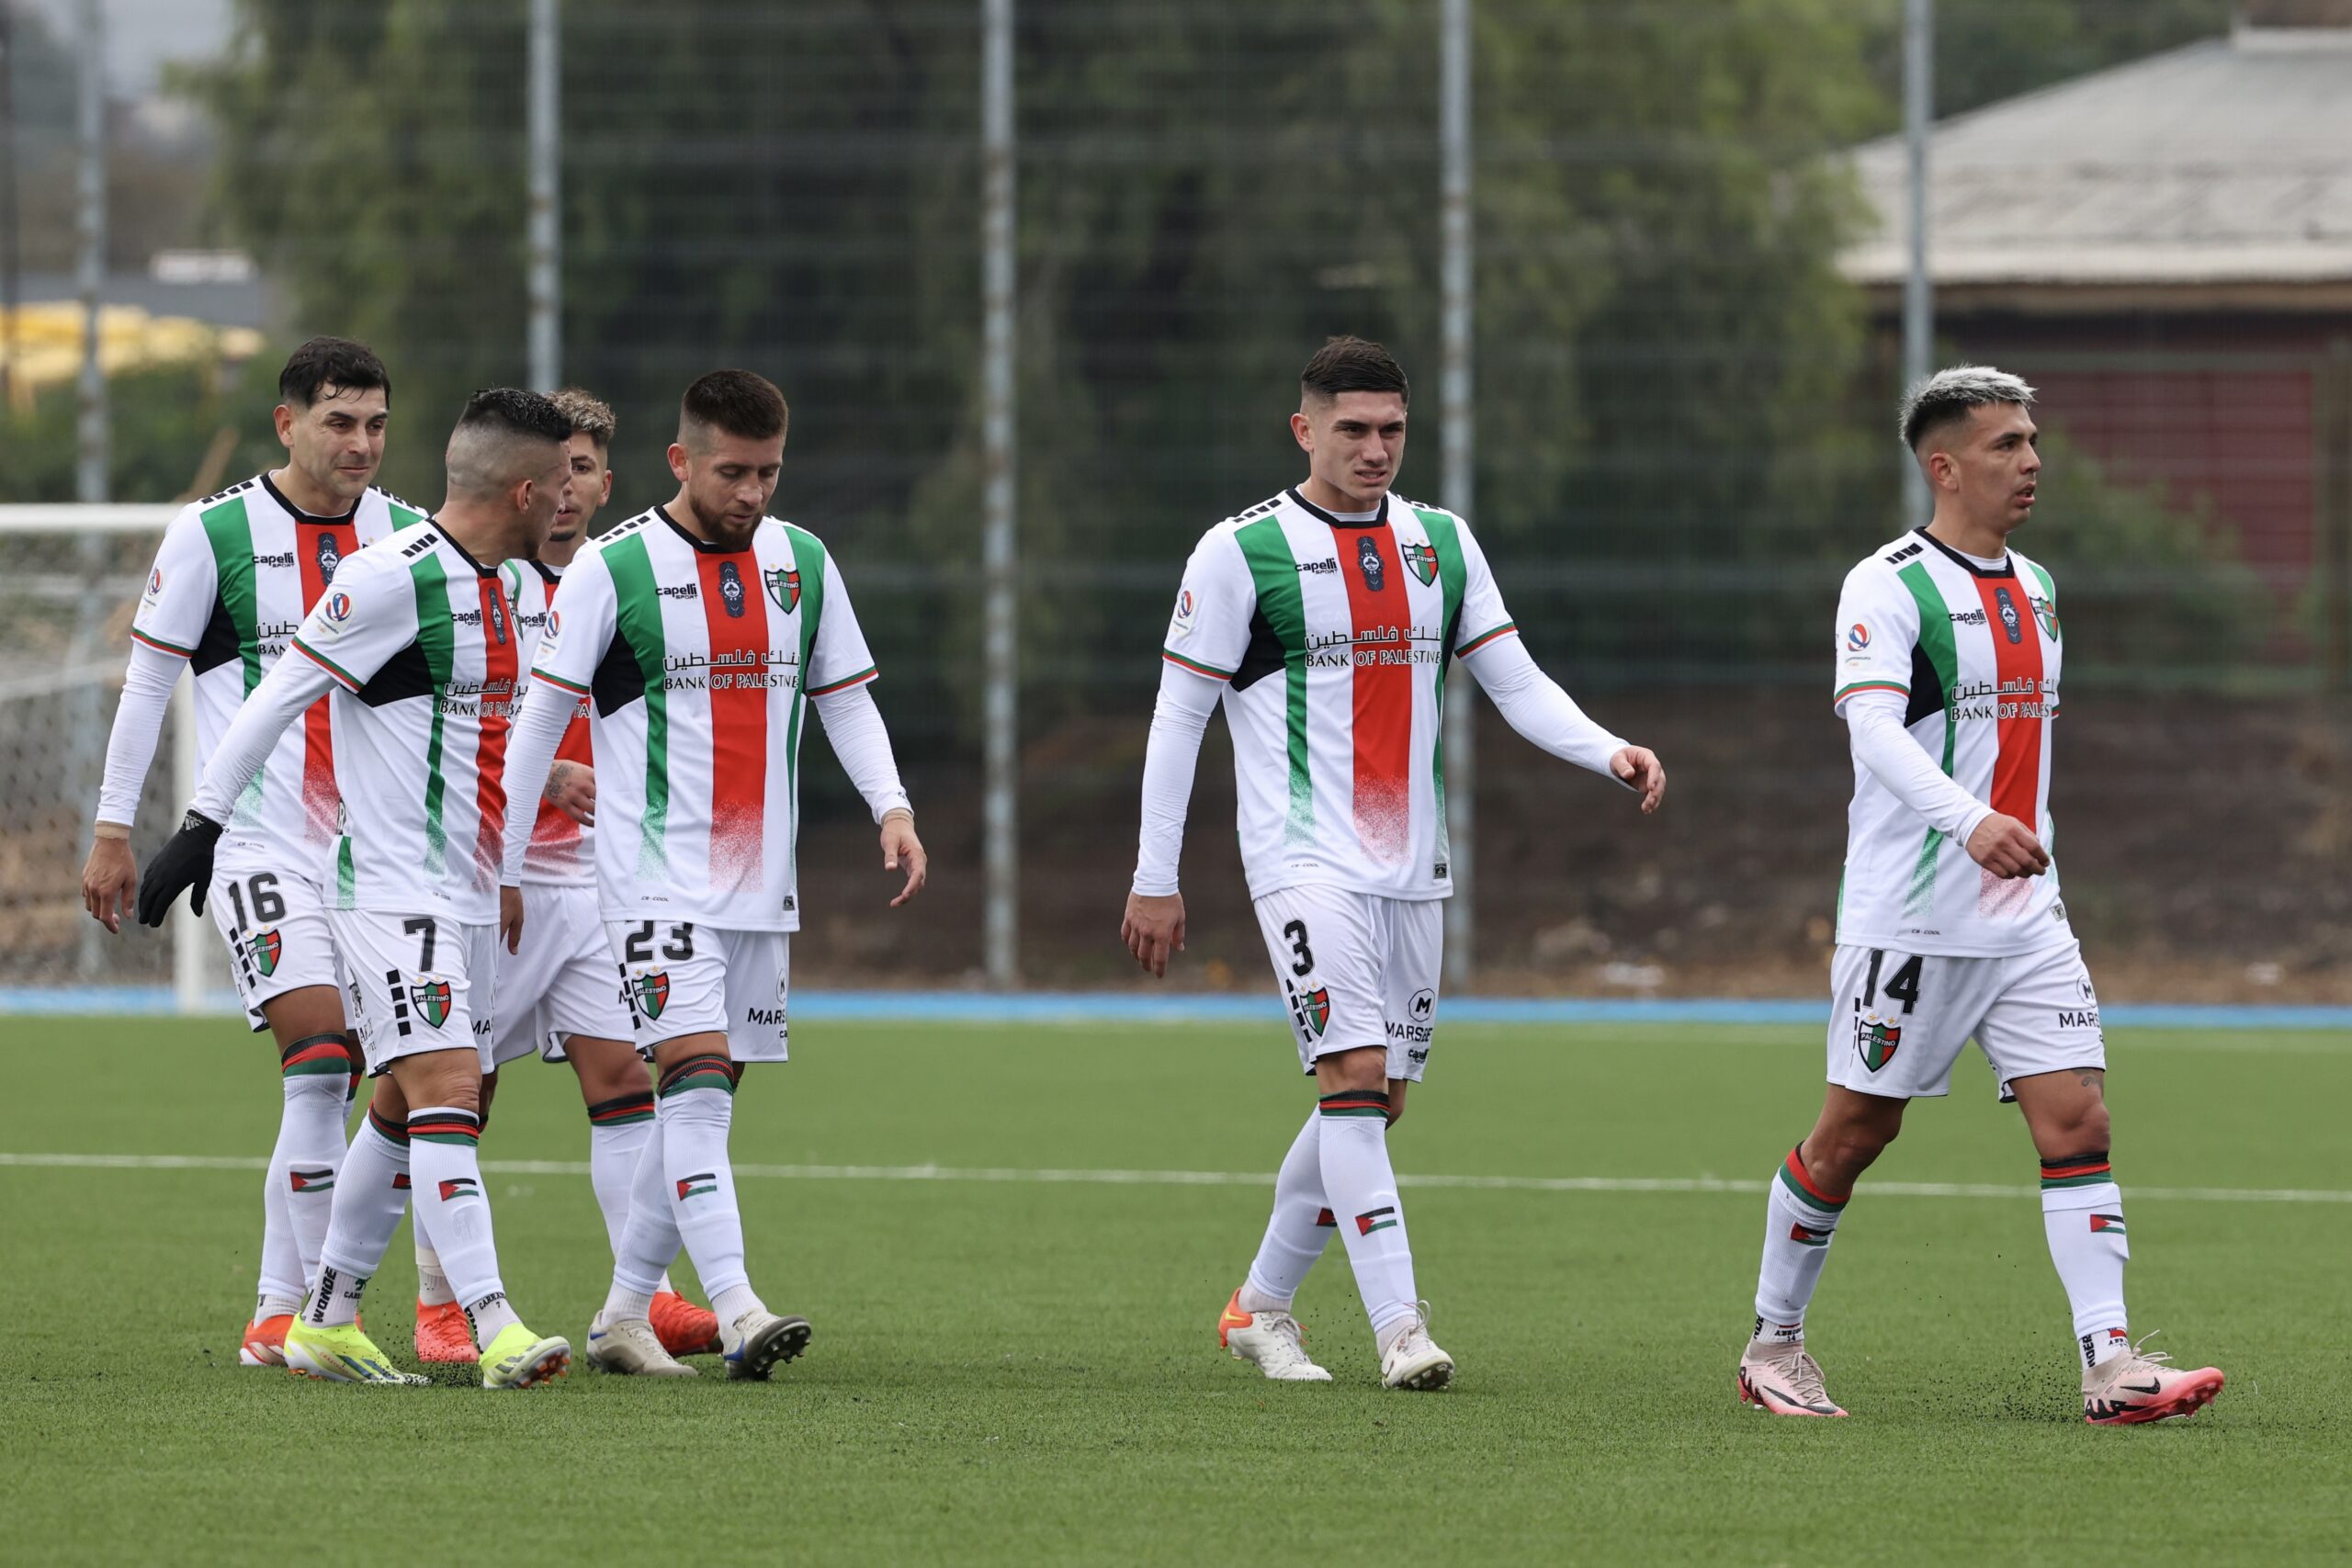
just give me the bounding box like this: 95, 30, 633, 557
980, 0, 1019, 987
1441, 0, 1476, 987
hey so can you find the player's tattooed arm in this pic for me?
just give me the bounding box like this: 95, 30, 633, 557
542, 761, 595, 826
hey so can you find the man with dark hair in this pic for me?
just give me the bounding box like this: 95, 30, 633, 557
140, 388, 576, 1390
1730, 365, 2223, 1425
1122, 336, 1666, 1389
79, 334, 424, 1371
499, 369, 926, 1380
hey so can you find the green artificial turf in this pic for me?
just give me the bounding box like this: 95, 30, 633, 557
1, 1017, 2346, 1565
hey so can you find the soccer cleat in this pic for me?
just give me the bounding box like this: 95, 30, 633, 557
413, 1299, 477, 1363
283, 1319, 430, 1385
2083, 1333, 2223, 1425
721, 1309, 813, 1381
1379, 1301, 1454, 1391
1737, 1339, 1848, 1416
585, 1312, 698, 1377
649, 1289, 722, 1357
1217, 1289, 1331, 1382
239, 1314, 292, 1368
479, 1323, 571, 1391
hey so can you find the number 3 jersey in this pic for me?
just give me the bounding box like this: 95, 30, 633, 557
501, 559, 594, 887
1831, 527, 2070, 956
517, 506, 881, 932
195, 521, 521, 923
1162, 489, 1517, 902
126, 475, 423, 872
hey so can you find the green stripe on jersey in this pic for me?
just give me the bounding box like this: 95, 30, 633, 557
407, 553, 457, 879
1415, 507, 1470, 874
603, 534, 673, 877
1234, 517, 1314, 846
335, 837, 356, 908
200, 496, 269, 824
784, 524, 828, 903
1896, 560, 1959, 916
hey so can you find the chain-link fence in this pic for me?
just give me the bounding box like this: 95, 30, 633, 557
5, 0, 2346, 1003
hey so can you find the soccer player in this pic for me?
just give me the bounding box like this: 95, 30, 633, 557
139, 388, 578, 1390
1734, 367, 2224, 1425
79, 336, 422, 1369
498, 369, 926, 1380
1122, 337, 1666, 1389
407, 389, 721, 1371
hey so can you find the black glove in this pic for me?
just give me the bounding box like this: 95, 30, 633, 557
137, 811, 225, 927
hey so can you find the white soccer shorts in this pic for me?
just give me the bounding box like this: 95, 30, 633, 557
208, 856, 344, 1031
1826, 937, 2105, 1101
492, 883, 633, 1068
605, 919, 791, 1063
329, 908, 498, 1077
1251, 885, 1442, 1082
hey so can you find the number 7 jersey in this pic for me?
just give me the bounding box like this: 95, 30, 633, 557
1832, 527, 2070, 957
523, 506, 880, 931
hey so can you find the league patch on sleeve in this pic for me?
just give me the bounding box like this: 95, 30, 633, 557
1169, 584, 1198, 641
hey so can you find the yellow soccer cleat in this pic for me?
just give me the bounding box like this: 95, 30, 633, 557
479, 1323, 571, 1391
283, 1318, 429, 1385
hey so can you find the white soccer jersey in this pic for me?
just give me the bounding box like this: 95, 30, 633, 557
502, 559, 593, 886
1163, 488, 1516, 901
129, 474, 423, 867
1832, 528, 2071, 956
524, 506, 880, 932
280, 524, 521, 922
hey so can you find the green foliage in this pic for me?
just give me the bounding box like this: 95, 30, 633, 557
0, 355, 282, 504
1854, 0, 2235, 124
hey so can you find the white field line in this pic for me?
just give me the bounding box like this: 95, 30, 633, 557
2, 1151, 2347, 1205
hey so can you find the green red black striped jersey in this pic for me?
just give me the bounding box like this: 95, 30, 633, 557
501, 559, 594, 887
519, 506, 879, 932
1832, 527, 2071, 955
1162, 488, 1516, 901
126, 474, 424, 866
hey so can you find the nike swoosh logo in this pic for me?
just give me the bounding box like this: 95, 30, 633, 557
2121, 1380, 2164, 1395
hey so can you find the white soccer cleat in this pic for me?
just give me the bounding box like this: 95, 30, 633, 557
1738, 1337, 1848, 1417
1379, 1302, 1454, 1391
584, 1312, 698, 1377
2083, 1332, 2223, 1425
1217, 1289, 1331, 1382
721, 1308, 814, 1381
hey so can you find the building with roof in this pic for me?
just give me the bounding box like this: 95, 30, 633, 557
1841, 3, 2352, 668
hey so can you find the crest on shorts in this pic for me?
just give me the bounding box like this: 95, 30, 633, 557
248, 928, 281, 977
409, 978, 451, 1030
1402, 541, 1439, 587
1854, 1015, 1901, 1073
1288, 983, 1330, 1040
633, 971, 670, 1021
765, 565, 800, 614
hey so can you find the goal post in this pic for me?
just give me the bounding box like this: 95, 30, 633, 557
0, 504, 220, 1015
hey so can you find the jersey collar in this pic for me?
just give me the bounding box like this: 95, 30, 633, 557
1913, 525, 2016, 580
260, 470, 363, 526
528, 560, 561, 585
1286, 487, 1391, 530
431, 525, 502, 579
654, 503, 759, 555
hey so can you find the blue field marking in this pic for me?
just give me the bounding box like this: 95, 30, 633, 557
6, 985, 2351, 1032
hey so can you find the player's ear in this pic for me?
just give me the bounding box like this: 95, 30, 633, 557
274, 403, 297, 447
1290, 411, 1314, 452
600, 468, 614, 503
668, 443, 690, 483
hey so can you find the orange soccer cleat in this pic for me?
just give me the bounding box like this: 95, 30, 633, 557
239, 1314, 293, 1368
413, 1299, 478, 1363
650, 1290, 721, 1357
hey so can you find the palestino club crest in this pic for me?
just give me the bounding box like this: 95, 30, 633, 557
718, 560, 748, 619
1854, 1013, 1901, 1073
315, 530, 342, 580
1288, 983, 1330, 1040
634, 971, 670, 1021
409, 978, 452, 1030
248, 929, 282, 977
765, 565, 800, 614
1402, 541, 1439, 587
2033, 595, 2061, 642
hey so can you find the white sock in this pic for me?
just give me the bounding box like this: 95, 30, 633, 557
711, 1283, 763, 1328
404, 1107, 519, 1344
610, 1113, 682, 1303
1315, 1090, 1418, 1343
586, 1092, 658, 1259
305, 1107, 414, 1325
2040, 1153, 2130, 1368
1241, 1111, 1332, 1313
656, 1058, 759, 1308
414, 1233, 455, 1306
266, 1032, 357, 1311
1752, 1145, 1847, 1344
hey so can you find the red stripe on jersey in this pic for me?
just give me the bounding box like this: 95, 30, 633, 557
1972, 574, 2048, 832
295, 521, 361, 842
470, 574, 519, 890
1337, 528, 1413, 865
694, 551, 771, 892
529, 696, 594, 864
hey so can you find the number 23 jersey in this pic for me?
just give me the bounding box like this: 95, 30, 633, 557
526, 506, 879, 932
